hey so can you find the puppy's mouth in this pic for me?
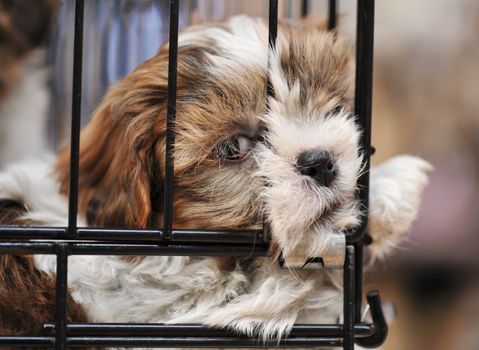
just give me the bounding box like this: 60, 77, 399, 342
311, 196, 359, 231
312, 201, 341, 227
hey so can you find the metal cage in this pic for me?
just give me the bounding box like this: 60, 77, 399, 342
0, 0, 386, 349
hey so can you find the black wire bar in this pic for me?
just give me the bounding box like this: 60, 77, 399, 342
41, 323, 375, 338
67, 0, 83, 238
343, 246, 356, 350
58, 0, 84, 348
347, 0, 375, 244
351, 2, 376, 347
0, 242, 268, 257
55, 243, 69, 350
0, 227, 265, 243
268, 0, 278, 48
0, 0, 386, 349
328, 0, 338, 30
163, 0, 179, 240
301, 0, 309, 17
266, 0, 278, 98
301, 0, 336, 28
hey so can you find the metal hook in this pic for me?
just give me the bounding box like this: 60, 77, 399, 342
355, 290, 388, 348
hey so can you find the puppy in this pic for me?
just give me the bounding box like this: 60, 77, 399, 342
0, 16, 431, 344
0, 0, 58, 167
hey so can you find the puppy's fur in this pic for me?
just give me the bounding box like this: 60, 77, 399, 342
0, 0, 58, 167
0, 16, 431, 345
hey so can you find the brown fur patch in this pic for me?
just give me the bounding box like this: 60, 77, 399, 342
279, 29, 353, 111
0, 255, 88, 335
0, 201, 93, 349
0, 199, 28, 225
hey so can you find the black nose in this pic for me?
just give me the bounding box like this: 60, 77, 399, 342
296, 150, 336, 187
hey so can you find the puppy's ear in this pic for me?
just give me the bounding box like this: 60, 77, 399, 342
55, 58, 169, 228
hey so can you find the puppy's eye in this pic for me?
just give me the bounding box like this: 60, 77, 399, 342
214, 135, 252, 161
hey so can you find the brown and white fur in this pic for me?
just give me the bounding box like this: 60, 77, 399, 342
0, 0, 58, 168
0, 16, 431, 347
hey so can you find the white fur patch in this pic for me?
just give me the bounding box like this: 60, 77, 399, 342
180, 16, 269, 74
0, 51, 49, 168
0, 156, 67, 226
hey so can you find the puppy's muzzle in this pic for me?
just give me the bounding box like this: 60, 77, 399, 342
297, 149, 336, 187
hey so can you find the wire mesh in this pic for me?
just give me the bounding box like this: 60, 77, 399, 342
0, 0, 385, 348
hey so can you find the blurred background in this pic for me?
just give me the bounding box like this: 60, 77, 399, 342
1, 0, 478, 349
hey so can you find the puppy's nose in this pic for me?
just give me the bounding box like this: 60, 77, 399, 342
296, 150, 336, 187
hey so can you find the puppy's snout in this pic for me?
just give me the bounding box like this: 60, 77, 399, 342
296, 150, 336, 187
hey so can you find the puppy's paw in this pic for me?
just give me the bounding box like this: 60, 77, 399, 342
368, 155, 432, 261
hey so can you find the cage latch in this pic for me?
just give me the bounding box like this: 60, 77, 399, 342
279, 234, 346, 269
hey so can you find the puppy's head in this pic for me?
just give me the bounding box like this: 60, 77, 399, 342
56, 16, 362, 259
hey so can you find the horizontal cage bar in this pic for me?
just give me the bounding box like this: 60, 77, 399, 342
0, 227, 265, 244
41, 323, 376, 338
0, 336, 367, 348
0, 242, 268, 256
0, 337, 55, 348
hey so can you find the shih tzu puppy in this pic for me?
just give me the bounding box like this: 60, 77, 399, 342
0, 16, 431, 344
0, 0, 58, 167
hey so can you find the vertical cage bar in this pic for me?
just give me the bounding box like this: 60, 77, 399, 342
343, 246, 355, 350
268, 0, 278, 50
55, 244, 69, 350
328, 0, 337, 30
301, 0, 309, 17
267, 0, 278, 98
263, 0, 279, 245
67, 0, 84, 236
163, 0, 180, 240
354, 240, 364, 324
352, 0, 375, 336
353, 0, 374, 237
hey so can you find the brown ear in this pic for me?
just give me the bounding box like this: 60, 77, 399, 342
55, 60, 168, 228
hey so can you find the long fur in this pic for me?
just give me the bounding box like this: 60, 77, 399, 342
0, 16, 431, 347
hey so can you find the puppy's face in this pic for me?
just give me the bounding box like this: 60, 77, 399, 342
56, 17, 362, 259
